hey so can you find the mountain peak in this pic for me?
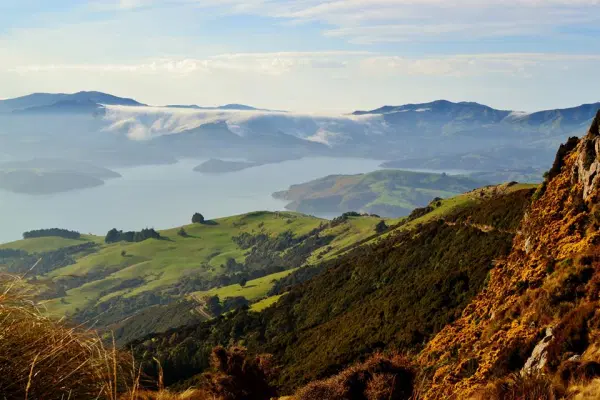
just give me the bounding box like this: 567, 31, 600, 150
352, 100, 508, 116
0, 91, 145, 114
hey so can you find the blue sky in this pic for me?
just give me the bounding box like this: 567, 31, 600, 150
1, 0, 600, 112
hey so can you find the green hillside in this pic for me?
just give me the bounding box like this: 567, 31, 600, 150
0, 210, 396, 342
273, 169, 484, 217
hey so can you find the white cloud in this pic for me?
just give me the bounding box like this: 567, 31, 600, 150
361, 53, 600, 77
10, 51, 371, 76
87, 0, 600, 43
12, 52, 600, 79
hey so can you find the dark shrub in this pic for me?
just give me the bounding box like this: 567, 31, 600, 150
192, 213, 205, 224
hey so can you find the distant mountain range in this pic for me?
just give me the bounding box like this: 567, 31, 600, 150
0, 91, 144, 114
0, 91, 598, 177
0, 91, 265, 114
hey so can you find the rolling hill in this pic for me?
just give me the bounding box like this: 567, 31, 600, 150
273, 169, 484, 217
0, 210, 397, 343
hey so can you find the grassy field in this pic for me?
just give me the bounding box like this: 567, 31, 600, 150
0, 235, 101, 253
250, 294, 284, 312
192, 270, 296, 302
0, 210, 393, 318
38, 211, 325, 315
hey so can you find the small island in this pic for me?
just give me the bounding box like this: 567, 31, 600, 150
193, 159, 259, 173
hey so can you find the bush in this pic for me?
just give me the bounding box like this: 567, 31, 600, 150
295, 352, 415, 400
375, 220, 388, 233
192, 213, 205, 224
195, 346, 277, 400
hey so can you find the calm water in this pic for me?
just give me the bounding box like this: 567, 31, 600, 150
0, 158, 390, 243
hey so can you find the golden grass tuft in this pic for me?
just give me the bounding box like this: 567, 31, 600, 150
0, 275, 136, 399
568, 378, 600, 399
472, 373, 563, 400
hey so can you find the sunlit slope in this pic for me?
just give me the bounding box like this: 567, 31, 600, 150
0, 211, 391, 318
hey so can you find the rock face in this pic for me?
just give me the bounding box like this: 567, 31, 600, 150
522, 327, 554, 374
574, 110, 600, 200
419, 109, 600, 398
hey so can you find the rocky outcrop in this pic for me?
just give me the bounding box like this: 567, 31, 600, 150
574, 110, 600, 200
522, 327, 554, 374
419, 109, 600, 398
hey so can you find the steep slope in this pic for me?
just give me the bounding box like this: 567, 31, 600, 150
418, 111, 600, 398
128, 185, 535, 392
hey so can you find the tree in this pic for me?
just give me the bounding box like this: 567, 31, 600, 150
204, 295, 222, 316
375, 220, 389, 233
192, 212, 205, 224
121, 250, 127, 257
239, 277, 248, 287
105, 228, 120, 243
178, 227, 188, 237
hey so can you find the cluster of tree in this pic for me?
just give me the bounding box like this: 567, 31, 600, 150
111, 299, 206, 346
72, 290, 171, 328
268, 264, 326, 296
203, 295, 250, 317
330, 212, 362, 228
237, 230, 334, 273
22, 228, 81, 240
445, 188, 536, 232
170, 264, 287, 297
104, 228, 161, 243
129, 189, 535, 392
4, 242, 98, 276
0, 248, 28, 259
231, 232, 269, 249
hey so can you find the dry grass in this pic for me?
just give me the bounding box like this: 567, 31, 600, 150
294, 352, 415, 400
0, 274, 281, 400
126, 389, 211, 400
0, 274, 137, 399
472, 373, 563, 400
568, 378, 600, 399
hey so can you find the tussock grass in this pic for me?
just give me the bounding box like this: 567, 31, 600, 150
294, 352, 415, 400
472, 373, 563, 400
0, 275, 136, 399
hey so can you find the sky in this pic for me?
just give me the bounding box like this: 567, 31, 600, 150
1, 0, 600, 113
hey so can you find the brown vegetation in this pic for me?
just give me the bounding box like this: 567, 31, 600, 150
0, 275, 135, 399
473, 373, 563, 400
294, 352, 415, 400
